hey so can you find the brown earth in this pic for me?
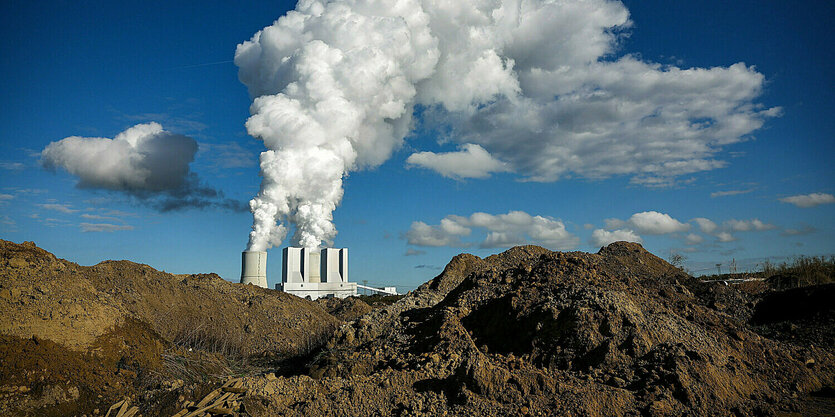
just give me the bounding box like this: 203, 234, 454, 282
316, 296, 373, 322
246, 243, 835, 416
0, 239, 339, 416
1, 239, 833, 416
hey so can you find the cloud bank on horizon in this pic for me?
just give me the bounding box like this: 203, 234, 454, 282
406, 209, 780, 251
235, 0, 778, 252
406, 210, 578, 249
41, 123, 242, 212
779, 192, 835, 208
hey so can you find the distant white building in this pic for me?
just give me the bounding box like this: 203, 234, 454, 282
277, 247, 357, 300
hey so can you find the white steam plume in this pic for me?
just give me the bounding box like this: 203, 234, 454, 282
237, 0, 439, 250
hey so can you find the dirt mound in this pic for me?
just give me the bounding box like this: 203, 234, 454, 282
0, 241, 123, 350
0, 318, 167, 416
0, 239, 340, 416
244, 242, 834, 416
3, 239, 833, 416
315, 297, 372, 322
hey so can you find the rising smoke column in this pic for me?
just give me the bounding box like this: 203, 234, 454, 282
236, 0, 524, 251
236, 0, 439, 251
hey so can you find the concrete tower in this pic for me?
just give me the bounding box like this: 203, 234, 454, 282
240, 251, 267, 288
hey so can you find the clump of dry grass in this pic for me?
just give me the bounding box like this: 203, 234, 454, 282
760, 255, 835, 287
158, 315, 339, 382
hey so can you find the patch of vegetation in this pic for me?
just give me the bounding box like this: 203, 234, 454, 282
699, 255, 835, 291
759, 255, 835, 287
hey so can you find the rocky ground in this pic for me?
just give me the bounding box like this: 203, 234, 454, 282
0, 239, 338, 416
1, 239, 833, 416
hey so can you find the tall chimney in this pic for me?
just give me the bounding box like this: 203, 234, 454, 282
241, 251, 267, 288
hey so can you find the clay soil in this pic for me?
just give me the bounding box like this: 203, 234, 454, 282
1, 239, 833, 416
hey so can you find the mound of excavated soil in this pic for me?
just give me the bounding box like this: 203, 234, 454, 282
0, 239, 339, 416
241, 242, 834, 416
3, 240, 833, 416
315, 296, 373, 322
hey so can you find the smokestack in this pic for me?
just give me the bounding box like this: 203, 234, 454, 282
241, 251, 267, 288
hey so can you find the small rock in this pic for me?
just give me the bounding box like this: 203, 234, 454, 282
9, 258, 29, 269
610, 377, 627, 388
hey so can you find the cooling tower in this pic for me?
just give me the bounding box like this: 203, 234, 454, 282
240, 250, 267, 288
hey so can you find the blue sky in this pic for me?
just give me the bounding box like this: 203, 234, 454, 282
1, 0, 833, 289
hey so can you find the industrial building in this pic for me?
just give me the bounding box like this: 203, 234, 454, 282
277, 247, 356, 300
241, 247, 396, 300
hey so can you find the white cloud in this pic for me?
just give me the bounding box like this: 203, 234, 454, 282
0, 162, 24, 170
716, 231, 736, 242
14, 188, 47, 195
80, 213, 121, 222
103, 209, 137, 217
711, 189, 753, 198
406, 144, 509, 179
685, 233, 704, 245
404, 248, 426, 256
782, 226, 815, 236
0, 215, 15, 228
42, 123, 241, 212
0, 194, 14, 203
685, 215, 779, 246
37, 203, 78, 214
779, 192, 835, 208
42, 123, 196, 193
692, 216, 774, 242
590, 228, 642, 247
80, 223, 134, 233
604, 211, 688, 235
627, 211, 689, 234
724, 219, 775, 232
405, 221, 469, 247
604, 218, 627, 229
407, 210, 578, 250
423, 12, 777, 184
693, 217, 718, 234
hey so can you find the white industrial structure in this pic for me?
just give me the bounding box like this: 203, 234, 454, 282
240, 247, 397, 299
240, 251, 268, 288
277, 247, 357, 300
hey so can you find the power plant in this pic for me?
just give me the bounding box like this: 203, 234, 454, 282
240, 247, 397, 300
277, 247, 356, 299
